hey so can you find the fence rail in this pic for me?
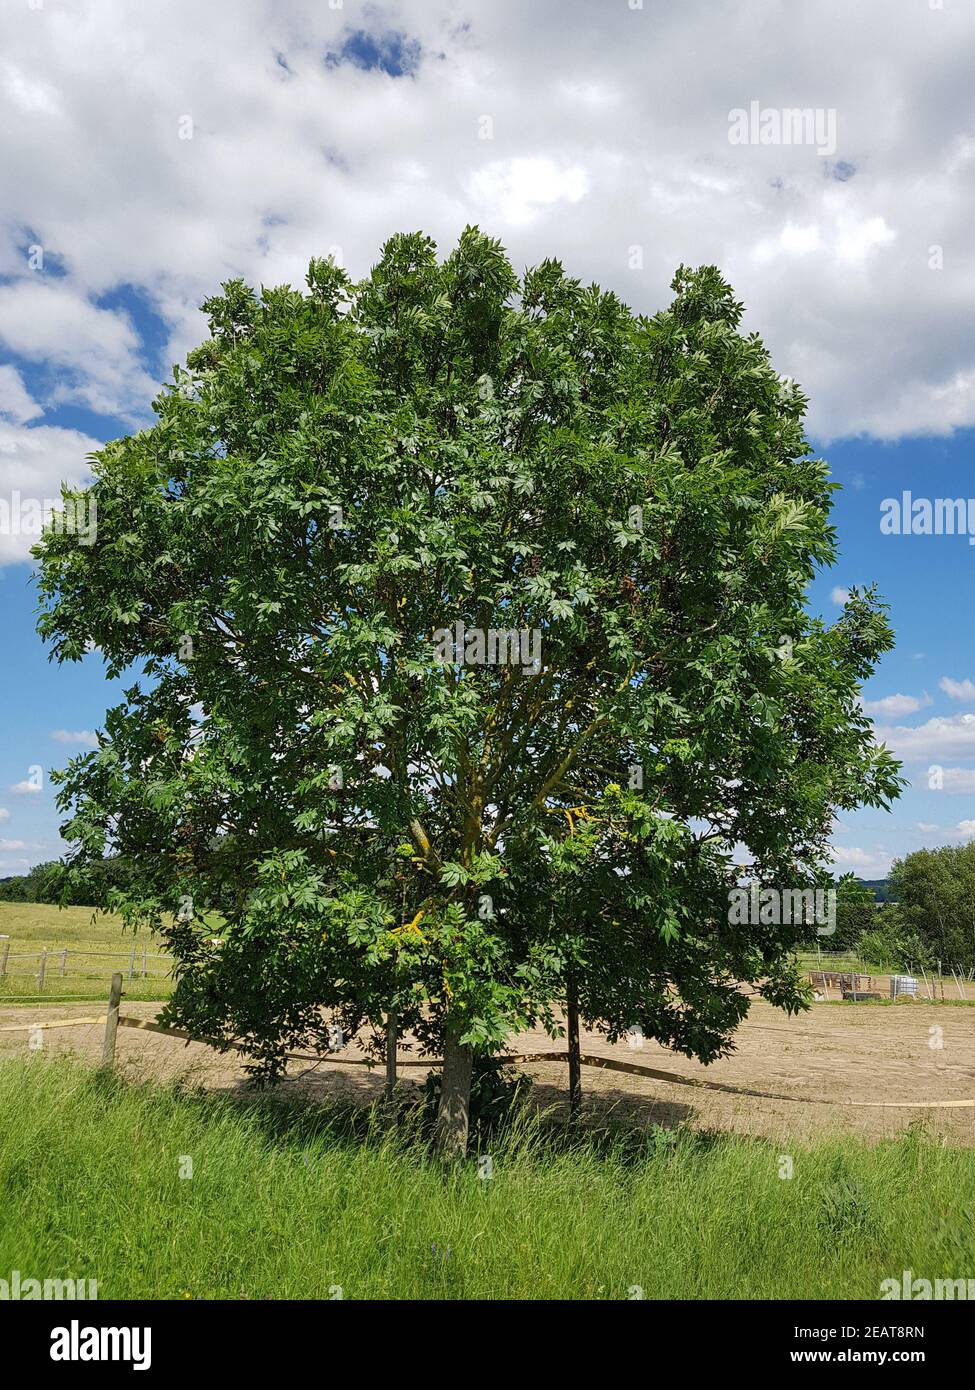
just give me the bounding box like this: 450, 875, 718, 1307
3, 976, 974, 1113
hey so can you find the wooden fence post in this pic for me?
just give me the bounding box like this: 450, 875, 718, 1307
142, 947, 147, 979
128, 948, 136, 982
101, 973, 123, 1070
567, 975, 581, 1122
37, 948, 47, 992
60, 948, 68, 977
0, 941, 9, 980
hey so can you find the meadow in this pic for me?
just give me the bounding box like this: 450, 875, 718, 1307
1, 1054, 973, 1300
0, 902, 173, 1003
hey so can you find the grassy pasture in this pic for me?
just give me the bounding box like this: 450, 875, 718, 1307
1, 1054, 973, 1300
0, 902, 173, 1003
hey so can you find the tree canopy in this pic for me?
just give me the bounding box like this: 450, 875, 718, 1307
884, 843, 975, 973
829, 872, 879, 951
35, 228, 902, 1152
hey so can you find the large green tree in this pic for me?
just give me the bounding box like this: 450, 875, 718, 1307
826, 872, 878, 951
884, 843, 975, 973
35, 229, 901, 1153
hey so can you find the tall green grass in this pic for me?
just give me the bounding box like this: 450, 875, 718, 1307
1, 1055, 973, 1300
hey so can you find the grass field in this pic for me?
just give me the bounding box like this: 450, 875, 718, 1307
0, 902, 173, 1003
1, 1054, 974, 1300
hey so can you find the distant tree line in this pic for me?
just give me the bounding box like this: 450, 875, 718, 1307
0, 857, 135, 907
827, 843, 975, 974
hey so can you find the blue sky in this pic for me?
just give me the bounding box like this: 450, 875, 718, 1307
2, 0, 974, 878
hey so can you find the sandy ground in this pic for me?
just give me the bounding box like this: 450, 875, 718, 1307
2, 995, 974, 1146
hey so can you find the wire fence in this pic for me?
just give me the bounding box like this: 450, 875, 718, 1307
798, 948, 973, 1001
0, 943, 171, 992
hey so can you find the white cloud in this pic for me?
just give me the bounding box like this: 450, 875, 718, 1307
830, 586, 850, 605
915, 820, 975, 843
0, 365, 42, 424
0, 419, 101, 565
0, 0, 972, 442
755, 213, 895, 269
932, 768, 975, 794
829, 845, 891, 875
861, 692, 932, 717
0, 838, 26, 851
9, 780, 42, 795
0, 808, 8, 821
0, 281, 156, 421
50, 729, 98, 748
755, 222, 820, 261
1, 60, 61, 118
834, 213, 896, 265
938, 676, 975, 702
874, 713, 975, 762
466, 158, 589, 227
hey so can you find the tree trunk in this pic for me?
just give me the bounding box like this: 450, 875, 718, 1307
434, 1024, 473, 1158
567, 975, 581, 1123
385, 1008, 398, 1107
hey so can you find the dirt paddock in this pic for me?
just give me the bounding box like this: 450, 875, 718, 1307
2, 996, 974, 1146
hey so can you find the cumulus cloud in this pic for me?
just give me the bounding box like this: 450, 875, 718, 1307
466, 157, 589, 227
0, 280, 157, 421
829, 845, 891, 875
9, 780, 42, 795
0, 838, 26, 851
0, 0, 972, 443
0, 365, 41, 424
939, 676, 975, 702
874, 713, 975, 763
50, 729, 98, 748
0, 808, 8, 821
913, 820, 975, 843
861, 692, 932, 717
0, 418, 101, 564
830, 586, 850, 605
931, 768, 975, 794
